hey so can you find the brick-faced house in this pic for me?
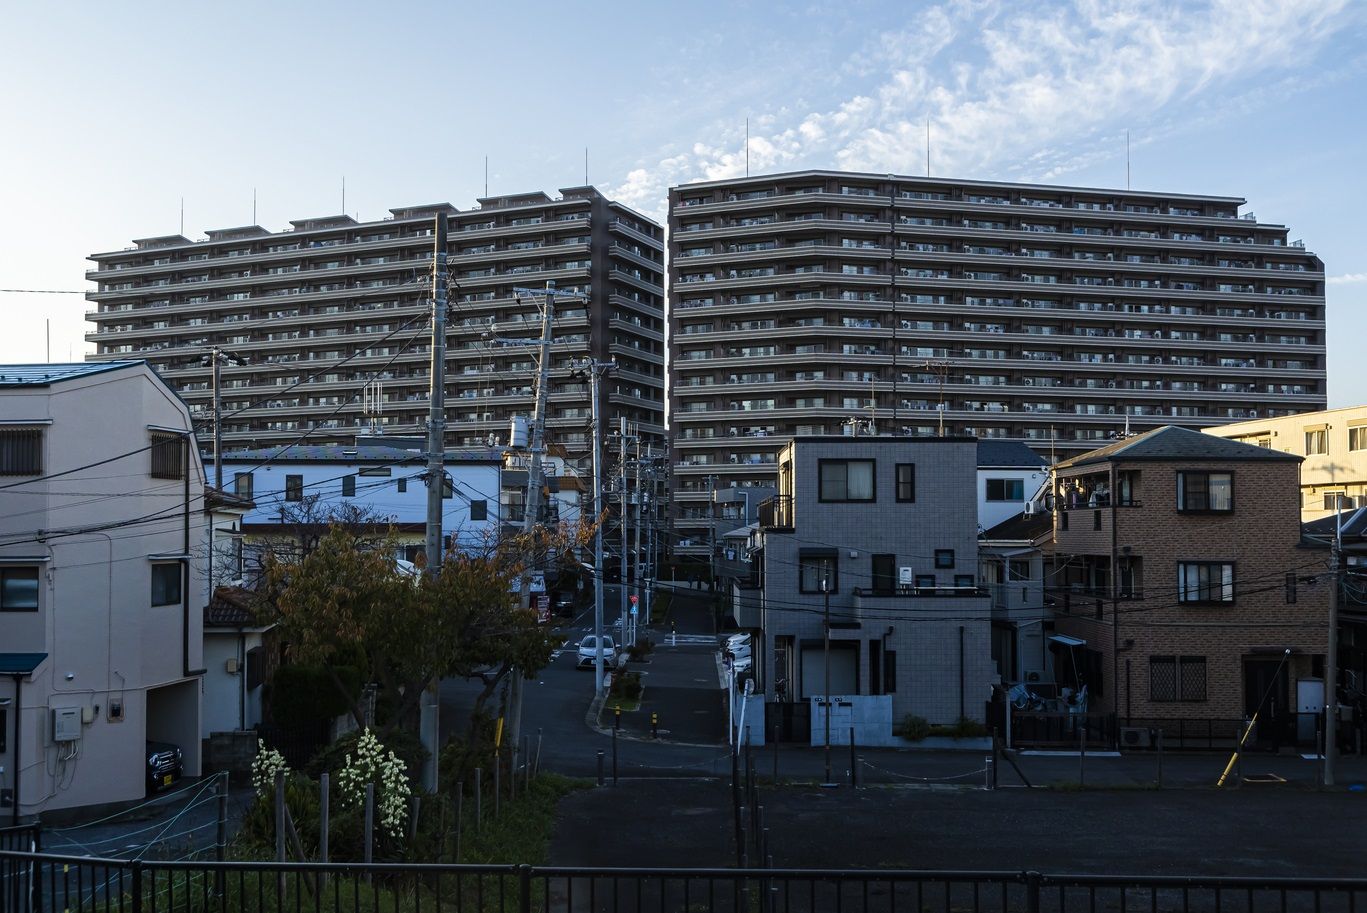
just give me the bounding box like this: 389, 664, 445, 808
1049, 425, 1328, 747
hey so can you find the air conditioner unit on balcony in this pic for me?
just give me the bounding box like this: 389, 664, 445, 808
1119, 726, 1152, 749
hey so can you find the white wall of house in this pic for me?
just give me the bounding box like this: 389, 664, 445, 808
221, 454, 502, 552
201, 630, 266, 736
976, 467, 1049, 532
0, 362, 206, 818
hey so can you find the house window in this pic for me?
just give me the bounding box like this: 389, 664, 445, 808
341, 475, 356, 497
895, 463, 915, 502
1150, 655, 1207, 702
0, 428, 43, 476
818, 459, 875, 502
0, 566, 40, 611
883, 650, 897, 693
1178, 562, 1234, 604
151, 563, 182, 606
1285, 572, 1297, 604
914, 574, 936, 588
954, 574, 975, 588
1305, 428, 1328, 455
1008, 559, 1031, 580
871, 554, 896, 594
470, 499, 488, 521
1176, 471, 1233, 512
150, 432, 186, 480
934, 549, 955, 569
358, 466, 392, 477
285, 475, 304, 502
397, 477, 408, 493
442, 477, 454, 499
233, 472, 253, 499
1325, 492, 1349, 511
985, 478, 1024, 501
1350, 427, 1367, 452
799, 553, 838, 593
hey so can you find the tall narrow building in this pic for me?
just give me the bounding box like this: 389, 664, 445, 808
667, 170, 1325, 555
85, 187, 665, 466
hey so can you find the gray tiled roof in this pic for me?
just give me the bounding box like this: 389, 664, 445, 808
1057, 425, 1303, 469
0, 361, 142, 387
977, 440, 1047, 468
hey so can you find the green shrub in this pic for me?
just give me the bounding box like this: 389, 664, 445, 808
610, 671, 643, 701
894, 714, 932, 741
626, 637, 654, 661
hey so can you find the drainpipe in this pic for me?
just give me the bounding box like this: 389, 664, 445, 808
183, 433, 206, 678
8, 675, 22, 826
1109, 463, 1119, 746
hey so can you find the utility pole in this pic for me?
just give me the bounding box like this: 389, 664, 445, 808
619, 417, 632, 646
1326, 502, 1343, 785
518, 282, 559, 606
708, 473, 718, 594
633, 441, 643, 637
575, 358, 616, 693
420, 212, 448, 794
202, 347, 247, 491
923, 359, 951, 436
822, 574, 833, 786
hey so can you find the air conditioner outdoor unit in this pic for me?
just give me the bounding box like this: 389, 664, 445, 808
1023, 502, 1037, 517
1119, 726, 1152, 749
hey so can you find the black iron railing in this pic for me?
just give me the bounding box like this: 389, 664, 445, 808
2, 850, 1366, 913
757, 495, 793, 530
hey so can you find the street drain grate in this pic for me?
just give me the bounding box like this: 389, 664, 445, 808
1242, 773, 1288, 784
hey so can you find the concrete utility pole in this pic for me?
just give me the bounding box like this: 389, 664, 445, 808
1326, 503, 1343, 785
420, 212, 448, 794
575, 358, 615, 693
822, 574, 833, 786
633, 441, 643, 634
202, 347, 247, 491
519, 282, 558, 604
619, 416, 632, 646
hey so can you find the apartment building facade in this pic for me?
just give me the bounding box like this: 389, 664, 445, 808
1206, 405, 1367, 522
85, 187, 665, 468
1048, 426, 1327, 746
0, 362, 206, 818
668, 169, 1325, 553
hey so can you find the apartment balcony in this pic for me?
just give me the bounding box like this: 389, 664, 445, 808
757, 495, 793, 531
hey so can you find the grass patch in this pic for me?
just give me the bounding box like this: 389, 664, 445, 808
606, 697, 641, 712
457, 772, 587, 865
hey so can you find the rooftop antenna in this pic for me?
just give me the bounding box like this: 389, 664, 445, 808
252, 187, 257, 225
179, 197, 184, 235
341, 176, 346, 214
926, 116, 931, 177
484, 156, 489, 198
585, 147, 589, 185
1125, 130, 1131, 190
745, 117, 750, 177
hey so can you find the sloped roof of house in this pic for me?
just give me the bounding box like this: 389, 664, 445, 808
1056, 425, 1303, 470
204, 586, 260, 627
977, 440, 1047, 469
0, 361, 143, 387
1303, 508, 1367, 542
980, 510, 1054, 543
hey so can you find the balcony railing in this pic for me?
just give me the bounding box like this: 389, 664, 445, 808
758, 495, 793, 530
853, 585, 988, 598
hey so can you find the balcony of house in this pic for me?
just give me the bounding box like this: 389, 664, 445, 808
850, 581, 989, 605
1048, 554, 1146, 609
757, 495, 793, 531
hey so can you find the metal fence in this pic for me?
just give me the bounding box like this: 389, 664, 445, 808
1010, 711, 1116, 750
2, 851, 1367, 913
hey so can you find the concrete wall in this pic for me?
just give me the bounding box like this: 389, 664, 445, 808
201, 630, 266, 737
0, 363, 206, 817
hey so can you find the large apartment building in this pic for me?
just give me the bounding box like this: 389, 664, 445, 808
85, 187, 665, 465
667, 170, 1325, 553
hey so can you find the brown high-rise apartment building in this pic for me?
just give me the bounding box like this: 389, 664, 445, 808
85, 187, 665, 463
667, 170, 1325, 553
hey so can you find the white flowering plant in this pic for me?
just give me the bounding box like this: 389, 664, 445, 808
250, 740, 289, 797
336, 728, 412, 838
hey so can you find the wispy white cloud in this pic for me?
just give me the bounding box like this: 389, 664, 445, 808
1328, 273, 1367, 285
608, 0, 1359, 218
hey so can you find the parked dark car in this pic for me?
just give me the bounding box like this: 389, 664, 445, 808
146, 740, 183, 793
553, 591, 577, 618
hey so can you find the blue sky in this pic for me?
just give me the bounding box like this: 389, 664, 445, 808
2, 0, 1364, 403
